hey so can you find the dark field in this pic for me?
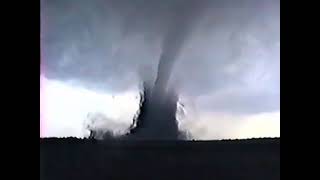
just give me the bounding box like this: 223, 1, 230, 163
40, 138, 280, 180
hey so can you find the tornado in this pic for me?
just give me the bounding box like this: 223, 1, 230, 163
125, 1, 204, 140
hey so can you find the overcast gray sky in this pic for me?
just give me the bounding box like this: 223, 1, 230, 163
40, 0, 280, 139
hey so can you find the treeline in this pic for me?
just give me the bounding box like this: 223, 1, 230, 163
40, 138, 280, 180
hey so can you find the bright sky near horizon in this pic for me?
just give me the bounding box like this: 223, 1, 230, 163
40, 75, 279, 139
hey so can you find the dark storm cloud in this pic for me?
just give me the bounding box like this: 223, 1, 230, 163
41, 0, 279, 114
41, 0, 205, 90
